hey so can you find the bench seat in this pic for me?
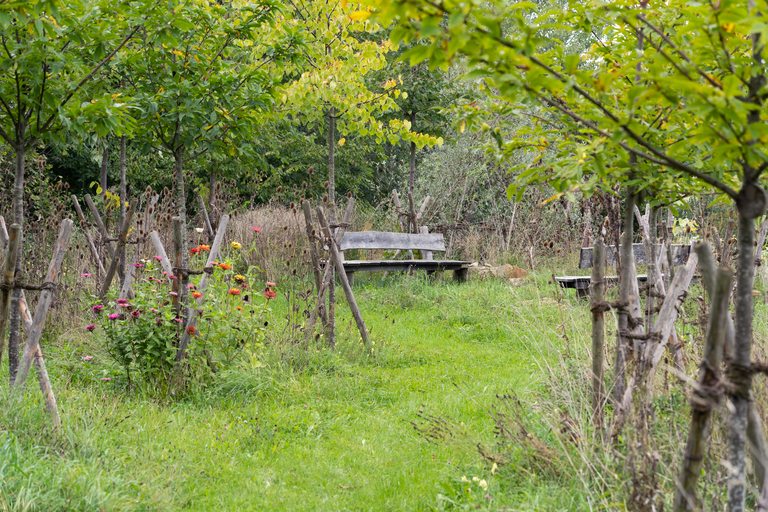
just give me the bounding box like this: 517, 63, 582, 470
556, 275, 648, 297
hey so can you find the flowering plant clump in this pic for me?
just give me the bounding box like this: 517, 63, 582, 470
90, 254, 271, 386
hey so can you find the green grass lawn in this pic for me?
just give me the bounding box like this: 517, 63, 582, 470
0, 273, 592, 511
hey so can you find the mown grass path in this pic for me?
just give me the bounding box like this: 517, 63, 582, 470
1, 276, 581, 511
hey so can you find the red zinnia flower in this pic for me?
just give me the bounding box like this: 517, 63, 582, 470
264, 289, 276, 300
219, 263, 232, 270
190, 248, 199, 255
186, 326, 196, 335
192, 291, 202, 299
228, 288, 241, 296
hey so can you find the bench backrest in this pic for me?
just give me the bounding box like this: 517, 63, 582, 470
578, 243, 690, 269
339, 231, 445, 252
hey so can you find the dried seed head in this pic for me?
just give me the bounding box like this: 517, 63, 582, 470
283, 225, 288, 231
300, 194, 305, 201
148, 206, 154, 214
56, 182, 63, 191
290, 202, 296, 209
549, 241, 554, 249
323, 194, 328, 203
322, 181, 329, 189
302, 181, 307, 189
146, 186, 152, 195
308, 166, 314, 175
277, 186, 283, 193
163, 187, 170, 195
347, 191, 352, 198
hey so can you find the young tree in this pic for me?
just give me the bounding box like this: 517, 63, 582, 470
0, 0, 156, 380
121, 0, 284, 279
370, 0, 768, 509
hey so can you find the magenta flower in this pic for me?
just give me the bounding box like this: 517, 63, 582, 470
150, 308, 159, 313
83, 355, 94, 361
92, 305, 104, 312
162, 271, 169, 276
81, 273, 91, 277
101, 377, 111, 382
187, 283, 195, 290
85, 324, 95, 332
108, 313, 119, 320
252, 227, 261, 232
266, 282, 276, 287
133, 262, 143, 268
130, 310, 141, 319
116, 298, 129, 305
168, 291, 178, 297
172, 318, 182, 324
119, 302, 131, 308
264, 289, 276, 300
153, 255, 163, 261
169, 275, 178, 280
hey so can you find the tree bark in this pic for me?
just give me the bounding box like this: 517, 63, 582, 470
209, 166, 217, 229
614, 187, 636, 407
591, 237, 605, 431
409, 110, 416, 202
327, 108, 336, 347
8, 136, 26, 385
727, 210, 757, 512
174, 147, 188, 276
100, 142, 109, 196
119, 135, 127, 284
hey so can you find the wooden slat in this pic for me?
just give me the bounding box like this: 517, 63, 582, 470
343, 259, 469, 273
578, 243, 690, 269
340, 231, 445, 252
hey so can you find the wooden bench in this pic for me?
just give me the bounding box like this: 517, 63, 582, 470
339, 230, 471, 284
556, 243, 691, 297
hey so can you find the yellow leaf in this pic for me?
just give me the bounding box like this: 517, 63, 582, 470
722, 22, 735, 33
349, 10, 372, 20
338, 138, 346, 146
460, 120, 466, 133
342, 0, 347, 6
111, 93, 122, 99
540, 192, 564, 205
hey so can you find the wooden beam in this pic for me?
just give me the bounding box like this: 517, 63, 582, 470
173, 215, 230, 365
198, 194, 215, 240
317, 206, 370, 348
149, 231, 174, 276
13, 220, 73, 396
302, 200, 328, 325
84, 194, 123, 281
71, 195, 106, 275
119, 194, 160, 301
99, 198, 137, 301
340, 231, 446, 252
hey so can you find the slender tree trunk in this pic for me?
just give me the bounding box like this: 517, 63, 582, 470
119, 135, 127, 284
582, 196, 592, 247
409, 111, 416, 195
8, 136, 25, 384
209, 166, 217, 230
174, 147, 188, 273
591, 237, 606, 431
614, 187, 636, 407
327, 108, 336, 348
727, 210, 756, 512
100, 143, 109, 195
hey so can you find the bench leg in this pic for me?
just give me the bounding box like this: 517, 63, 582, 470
454, 268, 468, 283
345, 271, 354, 287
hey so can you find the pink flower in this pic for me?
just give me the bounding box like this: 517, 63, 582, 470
172, 318, 182, 324
187, 283, 195, 290
266, 282, 276, 287
169, 275, 178, 280
252, 227, 261, 232
169, 291, 178, 297
83, 355, 94, 361
150, 308, 159, 313
81, 273, 91, 277
92, 305, 104, 312
153, 255, 163, 261
264, 289, 276, 300
108, 313, 119, 320
133, 262, 143, 268
130, 310, 141, 319
85, 324, 95, 332
162, 271, 169, 276
101, 377, 111, 382
119, 302, 131, 308
117, 298, 129, 305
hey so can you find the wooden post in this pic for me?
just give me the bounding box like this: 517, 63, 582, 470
420, 226, 433, 260
13, 219, 73, 393
119, 194, 160, 301
84, 194, 123, 281
172, 217, 183, 316
302, 200, 329, 324
416, 196, 430, 226
0, 223, 20, 368
407, 190, 417, 233
754, 219, 768, 279
173, 215, 229, 364
99, 198, 137, 300
0, 216, 7, 252
149, 231, 174, 276
198, 194, 215, 241
71, 195, 106, 275
316, 206, 370, 348
304, 199, 355, 344
673, 266, 732, 512
590, 237, 605, 431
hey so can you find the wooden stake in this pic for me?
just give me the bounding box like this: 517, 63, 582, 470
173, 214, 229, 364
304, 199, 355, 344
71, 195, 106, 275
84, 193, 122, 281
149, 231, 174, 276
590, 237, 605, 431
316, 206, 370, 348
302, 200, 328, 325
198, 194, 215, 241
119, 194, 159, 301
0, 223, 20, 368
673, 266, 732, 512
99, 198, 137, 300
172, 217, 183, 315
13, 219, 73, 393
